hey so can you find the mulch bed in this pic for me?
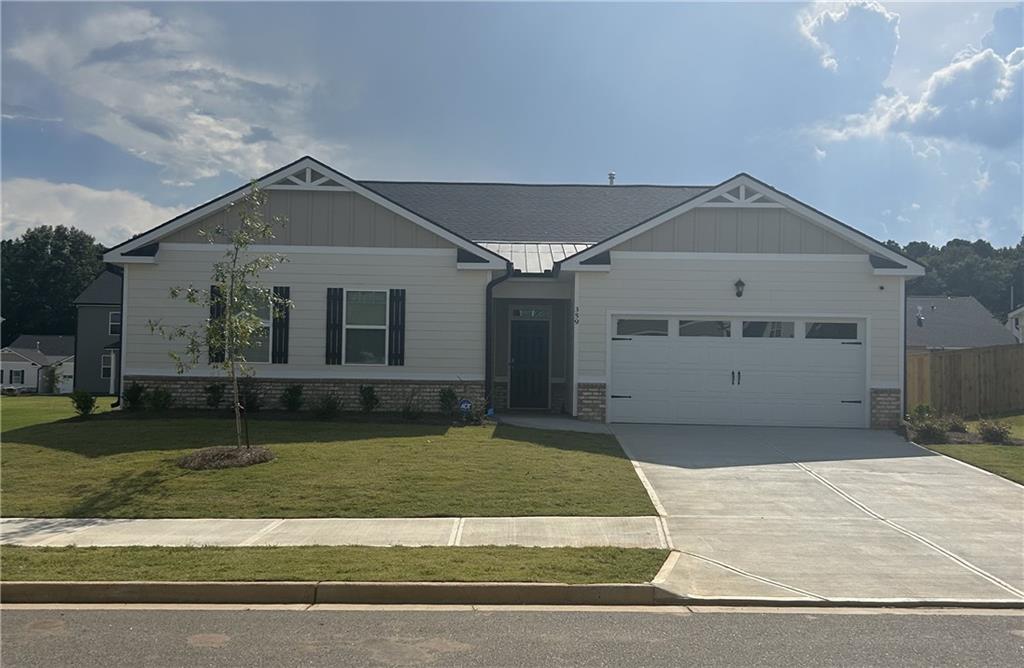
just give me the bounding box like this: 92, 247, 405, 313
177, 446, 276, 470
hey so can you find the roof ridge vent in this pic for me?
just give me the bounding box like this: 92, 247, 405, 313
607, 171, 615, 186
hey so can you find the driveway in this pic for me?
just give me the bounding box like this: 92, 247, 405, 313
613, 424, 1024, 603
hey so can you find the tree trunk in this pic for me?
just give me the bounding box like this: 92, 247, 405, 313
227, 251, 243, 448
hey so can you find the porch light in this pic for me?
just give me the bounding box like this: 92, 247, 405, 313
734, 279, 745, 298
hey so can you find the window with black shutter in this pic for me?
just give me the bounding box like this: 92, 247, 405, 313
272, 286, 290, 363
325, 288, 344, 364
388, 288, 406, 366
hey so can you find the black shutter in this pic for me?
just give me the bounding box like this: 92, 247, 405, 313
388, 288, 406, 366
326, 288, 344, 364
209, 285, 225, 363
272, 286, 290, 364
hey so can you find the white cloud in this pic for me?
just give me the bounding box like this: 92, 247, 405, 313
800, 2, 900, 78
6, 7, 346, 183
0, 179, 182, 247
813, 145, 828, 160
981, 5, 1023, 57
974, 168, 992, 192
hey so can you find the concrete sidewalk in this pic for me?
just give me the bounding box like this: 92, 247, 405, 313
0, 516, 668, 549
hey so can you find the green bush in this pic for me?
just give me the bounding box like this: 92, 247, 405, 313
910, 416, 948, 444
204, 383, 225, 409
280, 384, 304, 412
359, 385, 380, 414
312, 394, 342, 419
908, 404, 934, 422
977, 419, 1012, 444
945, 414, 967, 433
438, 387, 458, 416
123, 382, 146, 411
69, 390, 96, 417
146, 387, 174, 411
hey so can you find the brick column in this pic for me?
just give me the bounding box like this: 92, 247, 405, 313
576, 382, 606, 422
870, 388, 902, 428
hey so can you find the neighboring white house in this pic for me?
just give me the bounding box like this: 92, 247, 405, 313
1008, 304, 1024, 344
102, 156, 924, 428
0, 335, 76, 393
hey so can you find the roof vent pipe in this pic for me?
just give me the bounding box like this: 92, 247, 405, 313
608, 171, 615, 186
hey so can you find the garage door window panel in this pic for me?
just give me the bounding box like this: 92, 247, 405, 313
616, 319, 668, 336
742, 321, 795, 338
805, 322, 859, 340
679, 320, 731, 337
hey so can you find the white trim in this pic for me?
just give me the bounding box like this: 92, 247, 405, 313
115, 256, 156, 264
898, 277, 906, 413
457, 262, 504, 270
507, 304, 553, 410
265, 185, 351, 192
699, 202, 784, 208
577, 375, 607, 384
871, 382, 901, 389
571, 272, 580, 417
108, 311, 122, 337
124, 368, 484, 382
160, 243, 455, 257
611, 251, 866, 263
104, 156, 507, 267
560, 174, 924, 275
343, 289, 389, 367
118, 266, 128, 402
0, 348, 40, 365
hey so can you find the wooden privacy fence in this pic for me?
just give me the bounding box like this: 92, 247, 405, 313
907, 344, 1024, 417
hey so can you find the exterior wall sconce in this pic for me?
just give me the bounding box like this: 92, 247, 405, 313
734, 279, 745, 298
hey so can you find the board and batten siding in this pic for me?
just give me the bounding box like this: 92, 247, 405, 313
123, 248, 488, 379
614, 207, 863, 254
162, 190, 454, 249
575, 253, 901, 388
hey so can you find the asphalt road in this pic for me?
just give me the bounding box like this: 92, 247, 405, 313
2, 606, 1022, 667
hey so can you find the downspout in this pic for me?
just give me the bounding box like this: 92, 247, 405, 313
484, 262, 514, 412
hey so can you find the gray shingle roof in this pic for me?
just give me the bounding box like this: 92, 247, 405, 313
907, 297, 1018, 349
5, 334, 76, 364
361, 181, 708, 243
75, 269, 122, 305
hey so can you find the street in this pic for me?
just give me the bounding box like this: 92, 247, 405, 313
2, 605, 1021, 667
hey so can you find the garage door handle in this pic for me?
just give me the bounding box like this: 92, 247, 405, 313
612, 337, 632, 341
731, 371, 735, 385
841, 400, 863, 404
610, 394, 632, 399
737, 371, 741, 385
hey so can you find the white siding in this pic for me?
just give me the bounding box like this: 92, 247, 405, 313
575, 253, 901, 388
124, 248, 488, 379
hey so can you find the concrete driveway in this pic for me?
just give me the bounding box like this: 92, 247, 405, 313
612, 425, 1024, 604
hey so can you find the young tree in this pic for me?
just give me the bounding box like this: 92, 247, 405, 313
150, 184, 290, 447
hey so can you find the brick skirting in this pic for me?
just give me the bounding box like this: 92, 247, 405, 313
124, 375, 484, 413
870, 388, 902, 428
576, 383, 607, 422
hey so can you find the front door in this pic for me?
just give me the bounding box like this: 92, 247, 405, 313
510, 320, 549, 409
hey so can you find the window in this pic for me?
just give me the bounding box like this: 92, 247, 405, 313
10, 369, 25, 384
805, 322, 858, 340
240, 302, 272, 363
742, 321, 794, 338
679, 320, 731, 337
616, 319, 668, 336
108, 311, 122, 336
100, 353, 114, 379
345, 291, 387, 364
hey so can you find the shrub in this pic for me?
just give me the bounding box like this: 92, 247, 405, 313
438, 387, 458, 417
239, 379, 261, 412
908, 404, 933, 422
69, 390, 96, 417
401, 390, 422, 421
146, 387, 174, 411
312, 394, 342, 419
204, 383, 226, 409
911, 417, 948, 444
359, 385, 380, 414
945, 414, 967, 433
977, 419, 1012, 444
280, 384, 304, 412
123, 382, 146, 411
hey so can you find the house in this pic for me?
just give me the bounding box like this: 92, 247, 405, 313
74, 268, 123, 395
102, 156, 924, 428
1007, 304, 1024, 344
1, 334, 75, 393
906, 296, 1019, 352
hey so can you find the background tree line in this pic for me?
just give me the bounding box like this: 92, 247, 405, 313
1, 226, 1023, 348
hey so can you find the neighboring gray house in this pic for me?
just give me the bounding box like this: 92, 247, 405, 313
74, 268, 123, 395
907, 296, 1019, 352
1, 335, 75, 393
102, 156, 925, 428
1007, 304, 1024, 344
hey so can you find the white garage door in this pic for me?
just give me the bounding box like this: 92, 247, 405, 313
608, 316, 867, 427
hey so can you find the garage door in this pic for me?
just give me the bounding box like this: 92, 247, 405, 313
608, 317, 867, 427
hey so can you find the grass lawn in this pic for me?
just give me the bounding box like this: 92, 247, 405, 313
0, 395, 114, 432
0, 546, 669, 583
928, 445, 1024, 485
0, 396, 655, 518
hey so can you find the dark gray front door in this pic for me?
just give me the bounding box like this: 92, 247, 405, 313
510, 320, 549, 409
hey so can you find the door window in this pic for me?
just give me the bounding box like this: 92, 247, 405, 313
805, 322, 858, 340
679, 320, 731, 337
616, 319, 668, 336
742, 321, 795, 338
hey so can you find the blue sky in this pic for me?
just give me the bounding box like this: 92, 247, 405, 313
2, 1, 1022, 248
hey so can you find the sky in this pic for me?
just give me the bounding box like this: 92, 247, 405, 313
1, 1, 1022, 248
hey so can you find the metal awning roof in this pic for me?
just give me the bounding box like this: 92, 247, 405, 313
478, 242, 591, 274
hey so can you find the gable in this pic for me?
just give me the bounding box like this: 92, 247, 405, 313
163, 189, 453, 249
613, 206, 862, 254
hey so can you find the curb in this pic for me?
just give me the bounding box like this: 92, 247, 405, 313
2, 582, 1023, 609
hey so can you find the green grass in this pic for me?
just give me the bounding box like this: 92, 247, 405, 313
0, 396, 655, 518
1, 395, 114, 432
0, 546, 669, 583
928, 444, 1024, 485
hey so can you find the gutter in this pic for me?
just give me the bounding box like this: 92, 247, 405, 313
484, 262, 514, 411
